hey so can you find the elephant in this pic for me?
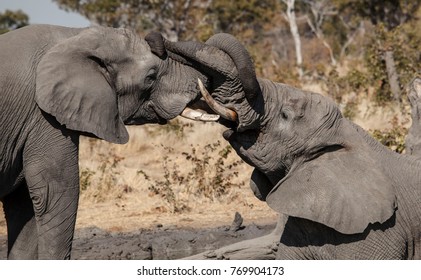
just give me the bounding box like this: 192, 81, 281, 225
175, 33, 421, 259
0, 24, 222, 259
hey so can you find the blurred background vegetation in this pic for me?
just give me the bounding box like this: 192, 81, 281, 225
0, 9, 28, 34
3, 0, 421, 107
46, 0, 421, 106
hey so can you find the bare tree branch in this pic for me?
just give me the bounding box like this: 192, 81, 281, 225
302, 0, 337, 66
282, 0, 303, 79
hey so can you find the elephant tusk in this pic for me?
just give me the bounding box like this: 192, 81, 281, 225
180, 107, 220, 122
197, 78, 238, 122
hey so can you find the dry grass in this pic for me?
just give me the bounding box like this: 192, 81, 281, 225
75, 118, 276, 232
79, 119, 250, 204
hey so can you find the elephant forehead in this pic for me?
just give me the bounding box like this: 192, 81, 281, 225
91, 27, 152, 60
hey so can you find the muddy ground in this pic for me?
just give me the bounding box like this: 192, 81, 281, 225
0, 215, 275, 260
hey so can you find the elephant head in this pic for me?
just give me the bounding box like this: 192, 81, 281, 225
180, 34, 397, 235
35, 26, 212, 144
154, 33, 264, 132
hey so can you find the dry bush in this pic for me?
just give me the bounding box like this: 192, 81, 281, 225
370, 115, 409, 154
141, 140, 246, 213
78, 118, 254, 214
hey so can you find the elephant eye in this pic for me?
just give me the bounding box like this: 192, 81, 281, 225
88, 55, 109, 71
144, 69, 157, 88
281, 109, 291, 120
281, 111, 288, 120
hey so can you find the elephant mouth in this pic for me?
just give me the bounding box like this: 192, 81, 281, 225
222, 128, 236, 140
125, 101, 168, 125
179, 78, 239, 126
222, 127, 259, 168
180, 104, 220, 122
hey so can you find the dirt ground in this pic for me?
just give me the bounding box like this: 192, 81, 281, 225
0, 179, 278, 259
72, 215, 276, 260
0, 206, 277, 260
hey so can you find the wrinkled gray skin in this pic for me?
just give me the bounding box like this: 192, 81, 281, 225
181, 34, 421, 259
0, 25, 208, 259
406, 77, 421, 158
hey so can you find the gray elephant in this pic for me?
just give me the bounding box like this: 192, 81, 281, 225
0, 25, 220, 259
178, 34, 421, 259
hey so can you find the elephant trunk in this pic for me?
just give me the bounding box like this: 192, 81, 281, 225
144, 32, 167, 58
163, 39, 227, 74
205, 33, 261, 103
146, 32, 261, 103
145, 31, 195, 67
150, 32, 262, 128
163, 35, 260, 104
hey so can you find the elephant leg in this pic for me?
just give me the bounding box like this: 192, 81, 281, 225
23, 124, 80, 259
2, 184, 38, 259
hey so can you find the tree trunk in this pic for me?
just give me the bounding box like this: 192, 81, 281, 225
304, 14, 337, 66
384, 50, 401, 102
283, 0, 303, 79
340, 21, 365, 59
321, 37, 337, 66
405, 77, 421, 157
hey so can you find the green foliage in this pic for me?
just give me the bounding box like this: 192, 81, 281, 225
341, 99, 358, 120
364, 23, 421, 104
325, 68, 368, 102
211, 0, 278, 38
52, 0, 421, 84
54, 0, 209, 40
0, 9, 29, 34
370, 116, 408, 154
54, 0, 143, 28
333, 0, 421, 30
364, 25, 394, 104
324, 68, 366, 120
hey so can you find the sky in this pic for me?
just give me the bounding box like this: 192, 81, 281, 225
0, 0, 91, 27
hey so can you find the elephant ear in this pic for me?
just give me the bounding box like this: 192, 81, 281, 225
35, 27, 129, 144
266, 120, 397, 235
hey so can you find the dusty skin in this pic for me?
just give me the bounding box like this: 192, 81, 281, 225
0, 101, 408, 259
